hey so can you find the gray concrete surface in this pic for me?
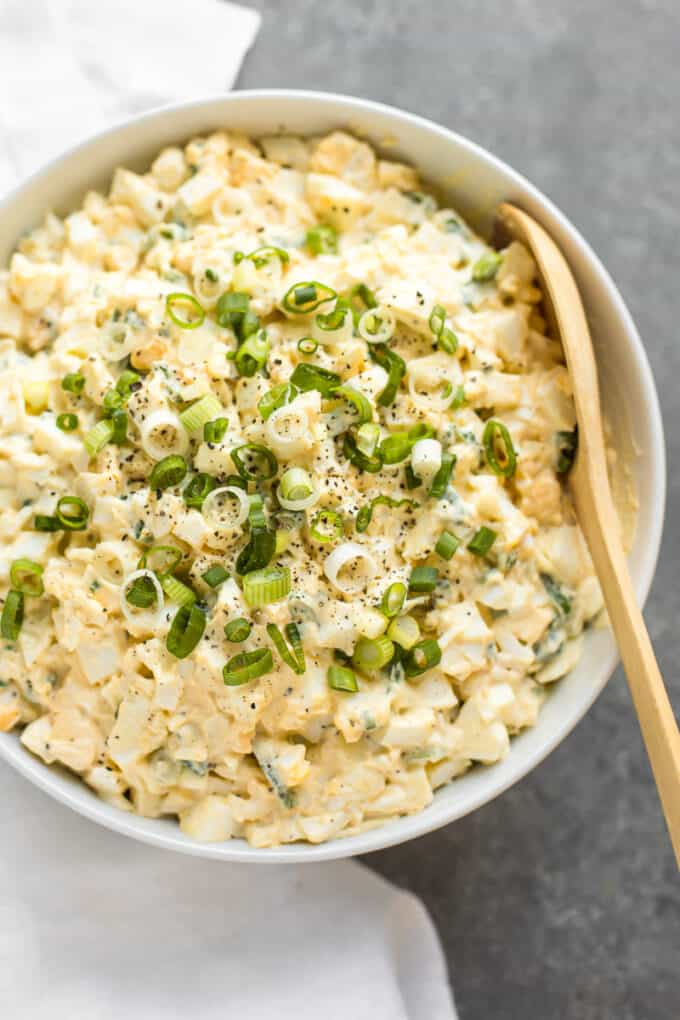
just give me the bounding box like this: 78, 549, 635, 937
238, 3, 679, 1017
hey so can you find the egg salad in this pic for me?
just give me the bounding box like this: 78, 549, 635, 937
0, 130, 602, 847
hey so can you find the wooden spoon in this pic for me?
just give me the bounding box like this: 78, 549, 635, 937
497, 203, 680, 867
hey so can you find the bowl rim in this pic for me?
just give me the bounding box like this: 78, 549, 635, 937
0, 88, 666, 863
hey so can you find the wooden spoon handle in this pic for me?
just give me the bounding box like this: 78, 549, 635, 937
573, 486, 680, 867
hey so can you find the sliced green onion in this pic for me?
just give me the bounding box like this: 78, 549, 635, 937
404, 464, 421, 490
280, 467, 313, 502
224, 474, 248, 490
379, 432, 412, 465
349, 283, 377, 311
10, 559, 44, 597
103, 388, 124, 413
224, 617, 252, 642
180, 393, 223, 433
387, 615, 421, 650
56, 413, 78, 432
289, 362, 341, 396
483, 419, 517, 479
149, 454, 187, 491
356, 495, 417, 533
358, 307, 395, 344
236, 528, 276, 576
428, 302, 458, 354
404, 638, 442, 678
61, 371, 85, 395
328, 664, 358, 692
468, 526, 497, 557
34, 514, 59, 532
110, 409, 128, 445
429, 452, 456, 498
409, 566, 439, 593
223, 647, 273, 686
258, 383, 297, 421
231, 443, 278, 481
435, 530, 460, 560
125, 575, 158, 608
248, 493, 267, 531
428, 305, 446, 335
306, 224, 338, 255
138, 545, 183, 575
56, 495, 89, 531
352, 635, 394, 673
203, 417, 229, 443
235, 328, 269, 377
242, 566, 291, 608
243, 245, 290, 268
267, 622, 305, 675
343, 432, 383, 473
471, 251, 503, 283
310, 509, 344, 543
368, 344, 406, 406
84, 419, 114, 456
356, 422, 380, 457
381, 582, 406, 618
166, 603, 206, 658
297, 336, 318, 355
115, 369, 141, 398
160, 574, 196, 606
1, 590, 24, 641
202, 564, 230, 588
183, 472, 218, 509
450, 384, 466, 410
216, 291, 251, 335
333, 385, 373, 424
166, 292, 206, 329
282, 281, 337, 314
315, 305, 349, 334
556, 428, 578, 474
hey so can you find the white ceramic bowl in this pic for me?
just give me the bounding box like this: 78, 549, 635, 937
0, 91, 665, 862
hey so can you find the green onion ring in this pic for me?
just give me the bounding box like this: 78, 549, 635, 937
408, 566, 439, 593
1, 590, 24, 641
289, 363, 341, 396
223, 647, 273, 686
467, 526, 497, 558
267, 622, 305, 675
242, 566, 291, 608
10, 559, 44, 597
56, 413, 78, 432
231, 443, 278, 481
310, 509, 344, 543
149, 454, 188, 491
381, 582, 407, 618
404, 638, 442, 678
327, 664, 358, 692
483, 419, 517, 479
297, 336, 318, 355
282, 281, 337, 314
166, 603, 206, 659
183, 472, 218, 509
224, 617, 252, 642
56, 495, 89, 531
368, 344, 406, 406
166, 292, 206, 329
202, 565, 230, 588
138, 545, 183, 576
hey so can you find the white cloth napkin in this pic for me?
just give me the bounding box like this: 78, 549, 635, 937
0, 2, 457, 1016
